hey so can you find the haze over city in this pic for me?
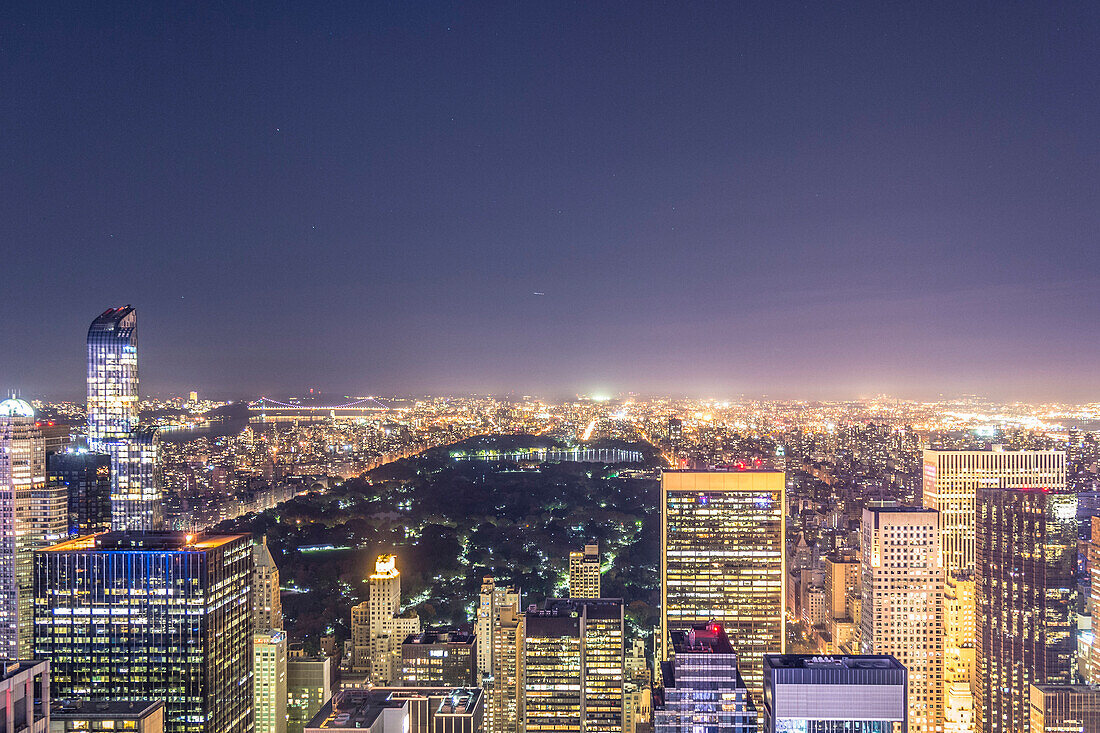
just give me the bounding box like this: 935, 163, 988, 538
4, 3, 1100, 400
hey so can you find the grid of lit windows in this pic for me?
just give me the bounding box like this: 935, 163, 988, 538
34, 532, 254, 733
661, 470, 785, 701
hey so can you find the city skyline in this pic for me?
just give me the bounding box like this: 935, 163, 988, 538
3, 4, 1100, 400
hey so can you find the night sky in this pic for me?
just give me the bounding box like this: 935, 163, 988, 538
3, 3, 1099, 400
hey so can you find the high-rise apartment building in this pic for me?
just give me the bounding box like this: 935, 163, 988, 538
0, 398, 65, 659
1090, 519, 1100, 685
367, 555, 421, 685
654, 623, 757, 733
922, 448, 1066, 579
762, 655, 907, 733
476, 576, 521, 684
860, 506, 944, 733
524, 598, 624, 733
476, 576, 523, 733
47, 450, 112, 535
975, 485, 1076, 733
255, 629, 289, 733
254, 535, 283, 630
490, 605, 524, 733
401, 629, 477, 686
86, 306, 163, 531
35, 532, 254, 733
569, 544, 601, 598
661, 470, 785, 699
1028, 684, 1100, 733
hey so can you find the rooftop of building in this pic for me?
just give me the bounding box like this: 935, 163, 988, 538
0, 661, 47, 683
533, 597, 623, 619
51, 700, 164, 719
669, 623, 736, 655
306, 687, 481, 730
403, 628, 475, 646
764, 654, 905, 671
1031, 683, 1100, 694
88, 305, 136, 330
42, 531, 248, 552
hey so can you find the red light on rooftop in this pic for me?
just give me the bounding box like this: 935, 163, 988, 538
708, 623, 722, 634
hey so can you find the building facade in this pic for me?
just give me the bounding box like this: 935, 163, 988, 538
654, 623, 757, 733
47, 450, 112, 535
254, 535, 283, 630
1028, 684, 1100, 733
288, 656, 332, 733
367, 555, 422, 685
0, 398, 42, 660
661, 470, 785, 699
975, 486, 1076, 733
50, 700, 165, 733
524, 598, 624, 733
922, 448, 1066, 580
860, 506, 944, 733
762, 655, 907, 733
255, 629, 288, 733
401, 629, 477, 687
86, 306, 163, 531
476, 576, 523, 733
0, 660, 50, 733
569, 545, 601, 599
34, 532, 254, 733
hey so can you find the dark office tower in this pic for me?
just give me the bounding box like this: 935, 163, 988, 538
47, 451, 112, 535
524, 598, 625, 733
975, 486, 1076, 733
34, 532, 254, 733
86, 306, 139, 447
655, 624, 758, 733
86, 306, 163, 531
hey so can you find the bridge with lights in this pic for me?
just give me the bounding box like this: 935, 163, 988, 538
248, 396, 398, 421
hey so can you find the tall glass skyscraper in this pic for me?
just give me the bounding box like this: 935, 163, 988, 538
86, 306, 163, 530
34, 531, 255, 733
87, 306, 139, 447
661, 470, 785, 702
975, 485, 1076, 733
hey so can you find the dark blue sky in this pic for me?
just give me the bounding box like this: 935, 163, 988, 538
3, 3, 1099, 400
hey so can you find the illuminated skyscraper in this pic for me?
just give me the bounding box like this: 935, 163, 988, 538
661, 470, 785, 700
34, 532, 255, 733
860, 506, 944, 733
975, 485, 1075, 733
367, 555, 421, 685
654, 623, 757, 733
524, 598, 624, 733
569, 544, 601, 598
255, 629, 288, 733
922, 448, 1066, 580
0, 397, 66, 660
254, 535, 283, 630
86, 306, 139, 447
86, 306, 163, 530
476, 577, 524, 733
491, 605, 524, 733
